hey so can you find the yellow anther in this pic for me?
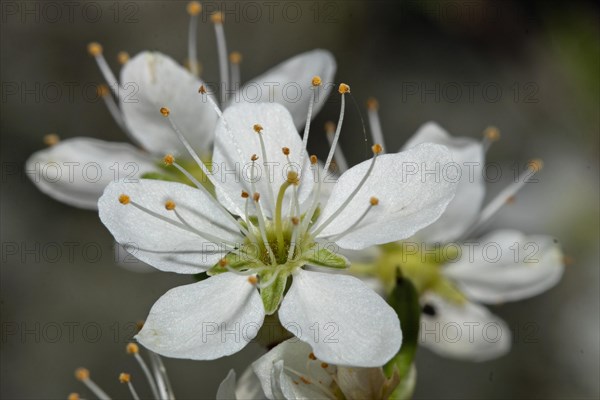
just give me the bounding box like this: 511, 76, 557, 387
117, 51, 130, 65
87, 42, 102, 56
118, 194, 130, 205
211, 11, 224, 23
218, 258, 228, 268
287, 171, 299, 184
282, 147, 290, 156
528, 159, 544, 173
311, 76, 322, 87
43, 133, 60, 147
320, 362, 329, 369
96, 84, 110, 97
248, 275, 258, 285
241, 190, 249, 198
229, 51, 242, 64
338, 83, 350, 94
186, 1, 202, 16
308, 352, 317, 360
506, 196, 516, 204
163, 154, 175, 165
119, 373, 131, 383
310, 155, 318, 165
160, 107, 170, 117
165, 200, 176, 211
198, 84, 207, 94
370, 196, 379, 206
291, 216, 300, 225
484, 126, 501, 142
253, 124, 263, 133
372, 143, 383, 154
253, 192, 260, 202
366, 97, 379, 110
126, 343, 139, 354
74, 368, 90, 381
68, 393, 80, 400
251, 154, 259, 162
324, 121, 336, 133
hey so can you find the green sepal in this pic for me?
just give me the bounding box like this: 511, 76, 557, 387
260, 272, 288, 315
385, 272, 421, 385
305, 245, 349, 269
192, 272, 209, 282
206, 249, 260, 276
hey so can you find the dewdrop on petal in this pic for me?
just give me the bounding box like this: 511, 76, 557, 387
118, 194, 130, 205
338, 83, 350, 94
160, 107, 170, 117
118, 373, 131, 384
87, 42, 102, 56
186, 1, 202, 16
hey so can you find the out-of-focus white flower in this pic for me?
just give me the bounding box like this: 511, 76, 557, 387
98, 81, 458, 365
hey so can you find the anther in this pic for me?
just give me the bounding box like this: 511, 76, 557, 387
87, 42, 102, 56
253, 192, 260, 202
68, 393, 80, 400
248, 275, 258, 285
338, 83, 350, 94
210, 11, 224, 24
218, 258, 228, 268
366, 97, 379, 110
311, 76, 322, 87
300, 377, 311, 384
117, 51, 130, 65
287, 171, 299, 184
186, 1, 202, 16
96, 84, 109, 97
165, 200, 176, 211
282, 147, 290, 156
324, 121, 336, 133
43, 133, 60, 146
241, 190, 249, 198
308, 352, 317, 360
291, 217, 300, 225
310, 155, 318, 165
126, 343, 139, 354
229, 51, 242, 64
370, 196, 379, 206
75, 368, 90, 381
198, 84, 207, 94
118, 194, 130, 205
253, 124, 263, 133
160, 107, 170, 117
484, 126, 500, 142
163, 154, 175, 165
320, 362, 329, 369
119, 373, 131, 384
528, 158, 544, 173
251, 154, 259, 161
372, 143, 383, 154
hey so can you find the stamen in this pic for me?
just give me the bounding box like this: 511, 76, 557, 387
127, 344, 160, 399
299, 76, 321, 168
147, 351, 174, 400
322, 84, 349, 174
173, 207, 237, 248
325, 197, 379, 241
165, 200, 176, 211
87, 42, 121, 99
68, 393, 80, 400
119, 194, 130, 205
482, 126, 500, 153
74, 368, 111, 400
229, 51, 242, 89
117, 51, 130, 65
248, 275, 258, 285
312, 145, 382, 237
97, 84, 127, 131
274, 173, 296, 257
211, 11, 230, 103
366, 97, 386, 151
253, 192, 277, 265
460, 158, 544, 239
119, 373, 140, 400
187, 1, 202, 77
43, 133, 60, 147
325, 121, 349, 173
300, 156, 323, 234
255, 124, 277, 213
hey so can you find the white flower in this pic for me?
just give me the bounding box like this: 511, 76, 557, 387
351, 113, 565, 362
98, 84, 458, 366
27, 2, 336, 210
217, 339, 401, 400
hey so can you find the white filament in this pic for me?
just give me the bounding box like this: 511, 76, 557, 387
367, 107, 386, 151
213, 23, 230, 103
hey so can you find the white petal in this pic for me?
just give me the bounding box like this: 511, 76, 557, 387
216, 369, 237, 400
235, 50, 336, 129
316, 143, 457, 249
420, 293, 511, 362
26, 138, 157, 209
443, 230, 564, 303
252, 339, 333, 400
278, 269, 401, 367
120, 51, 218, 156
236, 367, 267, 400
403, 122, 485, 243
212, 103, 313, 216
98, 179, 242, 273
336, 367, 390, 400
136, 273, 265, 360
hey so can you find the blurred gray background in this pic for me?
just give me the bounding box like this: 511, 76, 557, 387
1, 0, 599, 398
